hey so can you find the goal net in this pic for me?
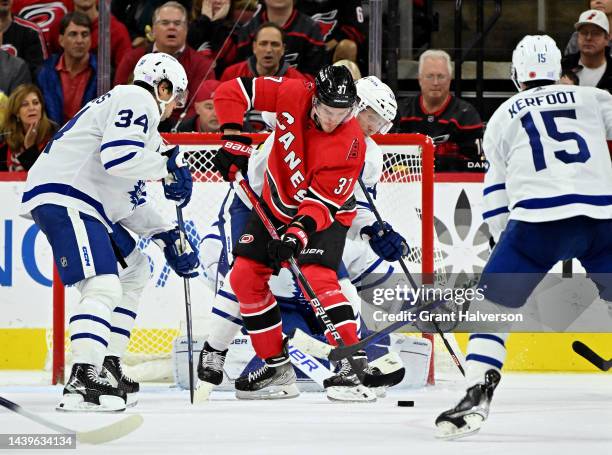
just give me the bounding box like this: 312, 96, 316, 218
49, 133, 457, 384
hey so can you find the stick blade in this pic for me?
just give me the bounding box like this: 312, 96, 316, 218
76, 414, 144, 445
572, 340, 606, 371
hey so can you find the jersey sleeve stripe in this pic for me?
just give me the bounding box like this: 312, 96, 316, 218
237, 77, 253, 111
514, 194, 612, 209
103, 151, 138, 170
100, 139, 145, 151
482, 206, 510, 219
308, 186, 341, 209
304, 194, 336, 221
483, 183, 506, 196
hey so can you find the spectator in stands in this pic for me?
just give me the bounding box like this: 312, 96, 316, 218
187, 0, 236, 78
562, 10, 612, 91
73, 0, 131, 69
0, 91, 8, 130
396, 49, 484, 172
114, 1, 215, 129
221, 22, 307, 81
560, 69, 579, 85
0, 83, 58, 171
0, 49, 31, 95
111, 0, 191, 47
297, 0, 365, 64
36, 12, 96, 125
333, 58, 361, 80
11, 0, 72, 54
0, 0, 48, 76
566, 0, 612, 56
177, 80, 221, 132
236, 0, 326, 78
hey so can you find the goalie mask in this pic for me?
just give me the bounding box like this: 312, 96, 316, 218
355, 76, 397, 134
511, 35, 561, 91
133, 52, 189, 113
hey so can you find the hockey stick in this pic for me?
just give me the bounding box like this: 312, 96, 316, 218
572, 341, 612, 371
235, 173, 404, 388
0, 396, 143, 445
176, 206, 195, 403
353, 178, 466, 376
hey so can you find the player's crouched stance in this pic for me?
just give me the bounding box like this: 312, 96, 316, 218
20, 53, 199, 412
210, 66, 371, 400
436, 35, 612, 438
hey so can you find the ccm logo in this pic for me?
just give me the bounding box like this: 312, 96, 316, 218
239, 234, 254, 243
224, 141, 251, 154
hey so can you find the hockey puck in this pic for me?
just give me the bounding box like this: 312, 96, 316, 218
397, 400, 414, 407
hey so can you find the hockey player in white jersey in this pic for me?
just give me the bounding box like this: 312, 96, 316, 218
20, 53, 200, 412
195, 76, 407, 401
435, 35, 612, 439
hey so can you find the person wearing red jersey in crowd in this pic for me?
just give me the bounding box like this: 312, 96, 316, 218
236, 0, 326, 79
297, 0, 365, 64
114, 1, 215, 130
177, 79, 221, 132
11, 0, 71, 53
210, 66, 374, 399
0, 0, 48, 75
36, 12, 97, 125
73, 0, 131, 69
221, 22, 308, 81
0, 83, 58, 171
396, 49, 484, 172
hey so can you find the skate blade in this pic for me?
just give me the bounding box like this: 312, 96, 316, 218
326, 385, 377, 403
56, 394, 126, 413
194, 381, 215, 403
126, 393, 138, 408
235, 384, 300, 400
435, 414, 484, 440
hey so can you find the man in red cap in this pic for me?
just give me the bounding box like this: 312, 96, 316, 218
177, 80, 221, 132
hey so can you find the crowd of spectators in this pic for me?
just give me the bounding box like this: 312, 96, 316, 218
1, 0, 611, 173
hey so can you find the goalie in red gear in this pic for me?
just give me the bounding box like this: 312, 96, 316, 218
211, 65, 367, 400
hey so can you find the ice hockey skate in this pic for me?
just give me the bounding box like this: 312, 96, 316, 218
435, 369, 501, 439
56, 363, 127, 412
194, 342, 228, 402
234, 346, 299, 400
101, 356, 139, 407
324, 352, 377, 402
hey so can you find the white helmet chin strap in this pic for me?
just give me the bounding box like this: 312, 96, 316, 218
154, 83, 176, 115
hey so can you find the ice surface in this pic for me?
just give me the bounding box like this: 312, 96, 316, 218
0, 372, 610, 455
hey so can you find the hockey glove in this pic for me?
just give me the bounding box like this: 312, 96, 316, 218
152, 228, 200, 278
268, 222, 310, 263
212, 135, 253, 182
163, 146, 193, 208
360, 221, 409, 262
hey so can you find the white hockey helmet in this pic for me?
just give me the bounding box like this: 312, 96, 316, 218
133, 52, 189, 111
511, 35, 561, 90
355, 76, 397, 134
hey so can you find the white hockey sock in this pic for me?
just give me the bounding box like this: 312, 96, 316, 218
106, 250, 149, 358
207, 283, 243, 352
71, 274, 122, 368
465, 332, 508, 387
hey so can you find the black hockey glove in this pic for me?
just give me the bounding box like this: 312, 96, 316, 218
268, 219, 312, 263
212, 135, 253, 182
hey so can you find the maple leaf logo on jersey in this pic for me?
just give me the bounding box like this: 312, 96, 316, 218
347, 138, 359, 160
128, 180, 147, 210
312, 10, 339, 41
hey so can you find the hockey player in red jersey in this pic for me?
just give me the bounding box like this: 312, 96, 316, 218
212, 66, 368, 399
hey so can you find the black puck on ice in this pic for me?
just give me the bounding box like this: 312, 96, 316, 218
397, 400, 414, 407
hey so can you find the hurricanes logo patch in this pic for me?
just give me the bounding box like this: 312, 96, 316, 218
239, 234, 254, 244
347, 138, 359, 160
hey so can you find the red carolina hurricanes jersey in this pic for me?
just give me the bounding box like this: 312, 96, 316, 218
12, 0, 72, 53
215, 77, 366, 231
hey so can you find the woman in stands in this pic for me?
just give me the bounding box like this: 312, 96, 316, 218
0, 84, 58, 172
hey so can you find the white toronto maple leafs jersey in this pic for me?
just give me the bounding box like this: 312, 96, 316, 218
483, 84, 612, 241
21, 84, 171, 232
